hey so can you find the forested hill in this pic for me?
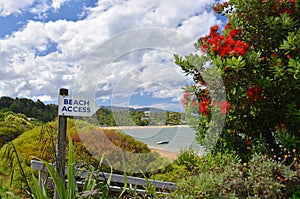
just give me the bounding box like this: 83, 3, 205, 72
0, 96, 57, 122
0, 96, 184, 125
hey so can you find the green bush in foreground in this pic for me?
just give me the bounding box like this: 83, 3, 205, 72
170, 150, 300, 199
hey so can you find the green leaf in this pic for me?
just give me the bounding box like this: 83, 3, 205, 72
67, 134, 76, 199
41, 160, 67, 199
29, 173, 50, 199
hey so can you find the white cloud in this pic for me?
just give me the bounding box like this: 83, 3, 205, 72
0, 0, 222, 106
32, 94, 55, 102
0, 0, 35, 16
51, 0, 69, 10
0, 0, 71, 17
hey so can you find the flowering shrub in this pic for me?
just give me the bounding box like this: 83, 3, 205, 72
177, 0, 300, 160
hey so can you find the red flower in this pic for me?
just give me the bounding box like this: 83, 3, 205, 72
229, 29, 239, 37
201, 44, 208, 52
279, 9, 293, 14
209, 25, 220, 37
191, 100, 197, 107
247, 85, 263, 101
224, 22, 231, 30
245, 139, 252, 146
212, 35, 224, 46
213, 4, 223, 13
235, 40, 249, 49
220, 101, 231, 114
212, 101, 219, 107
213, 2, 228, 14
233, 47, 246, 56
200, 97, 210, 116
219, 45, 232, 57
225, 37, 235, 46
181, 92, 190, 106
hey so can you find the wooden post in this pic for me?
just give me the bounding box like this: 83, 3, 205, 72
55, 88, 68, 199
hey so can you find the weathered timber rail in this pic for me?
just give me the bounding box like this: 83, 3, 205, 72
31, 160, 177, 194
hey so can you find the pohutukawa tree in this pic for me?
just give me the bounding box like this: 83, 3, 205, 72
176, 0, 300, 159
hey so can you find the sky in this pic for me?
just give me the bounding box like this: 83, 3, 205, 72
0, 0, 227, 112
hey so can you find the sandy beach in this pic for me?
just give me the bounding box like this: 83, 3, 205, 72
149, 147, 178, 160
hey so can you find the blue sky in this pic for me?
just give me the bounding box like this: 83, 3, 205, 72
0, 0, 227, 112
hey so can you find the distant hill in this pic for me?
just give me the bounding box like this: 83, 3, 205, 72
135, 107, 167, 113
0, 96, 57, 122
106, 106, 166, 113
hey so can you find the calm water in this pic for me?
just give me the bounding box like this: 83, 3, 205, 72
118, 126, 204, 153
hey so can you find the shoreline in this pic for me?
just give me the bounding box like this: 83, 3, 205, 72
101, 125, 190, 130
100, 125, 196, 160
149, 146, 178, 160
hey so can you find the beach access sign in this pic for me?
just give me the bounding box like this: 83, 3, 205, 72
58, 96, 99, 117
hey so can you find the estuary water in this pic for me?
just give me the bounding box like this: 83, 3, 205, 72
116, 125, 205, 154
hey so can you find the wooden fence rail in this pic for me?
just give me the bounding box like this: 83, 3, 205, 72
31, 160, 177, 194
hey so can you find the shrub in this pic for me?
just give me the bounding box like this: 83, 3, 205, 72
176, 0, 300, 162
0, 113, 34, 147
172, 152, 300, 198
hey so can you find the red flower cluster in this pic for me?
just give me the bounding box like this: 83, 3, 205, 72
181, 92, 190, 106
200, 97, 210, 116
247, 85, 263, 101
181, 87, 231, 116
199, 25, 249, 58
200, 99, 231, 116
272, 0, 296, 15
220, 101, 231, 115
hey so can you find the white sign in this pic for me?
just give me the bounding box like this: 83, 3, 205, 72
58, 96, 99, 117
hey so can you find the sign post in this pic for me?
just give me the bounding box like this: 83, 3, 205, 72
55, 88, 68, 199
55, 89, 99, 198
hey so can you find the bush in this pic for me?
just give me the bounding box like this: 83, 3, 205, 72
172, 152, 300, 198
176, 0, 300, 162
0, 113, 34, 147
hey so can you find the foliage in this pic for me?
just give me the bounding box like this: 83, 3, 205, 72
0, 177, 19, 199
0, 113, 34, 148
0, 96, 57, 123
171, 152, 300, 199
96, 107, 117, 126
176, 0, 300, 160
0, 126, 46, 190
165, 111, 182, 125
0, 110, 14, 121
